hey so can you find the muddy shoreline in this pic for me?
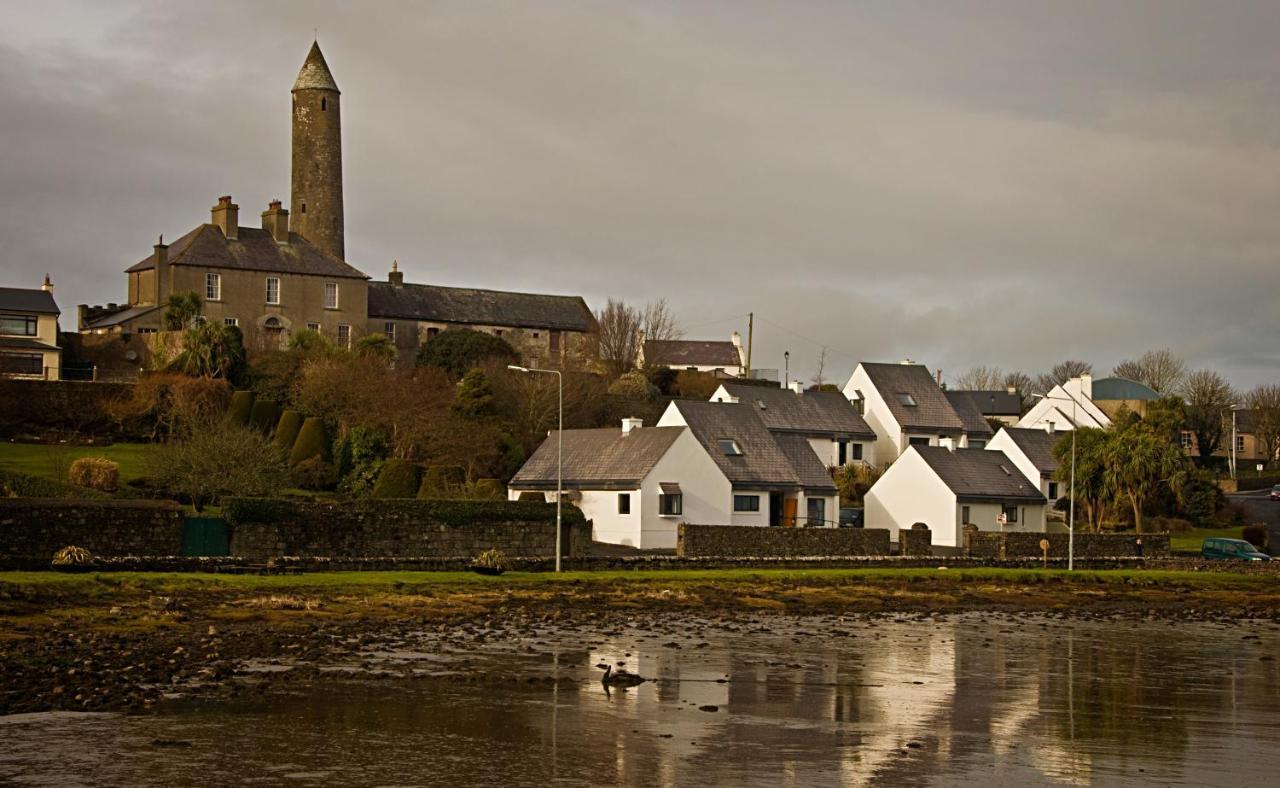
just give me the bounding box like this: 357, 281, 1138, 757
3, 570, 1279, 716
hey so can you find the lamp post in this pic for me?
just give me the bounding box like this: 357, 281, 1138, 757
1229, 403, 1243, 480
1033, 393, 1079, 571
784, 351, 790, 389
509, 364, 563, 572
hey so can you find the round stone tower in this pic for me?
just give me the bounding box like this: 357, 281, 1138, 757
291, 41, 344, 260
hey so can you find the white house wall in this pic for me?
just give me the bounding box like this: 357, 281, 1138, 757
959, 502, 1046, 540
639, 427, 732, 549
843, 365, 904, 464
863, 449, 956, 545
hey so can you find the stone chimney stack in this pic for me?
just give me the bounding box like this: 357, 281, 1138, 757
40, 274, 53, 292
211, 196, 239, 240
261, 200, 290, 243
388, 260, 404, 287
153, 235, 170, 306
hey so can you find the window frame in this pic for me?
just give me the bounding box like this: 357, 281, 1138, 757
733, 494, 760, 513
850, 442, 864, 461
1047, 481, 1059, 499
617, 493, 631, 515
658, 493, 683, 516
0, 314, 38, 337
205, 272, 222, 302
806, 497, 826, 526
306, 322, 320, 332
223, 317, 238, 327
0, 352, 43, 376
384, 322, 396, 342
324, 282, 339, 310
718, 439, 743, 456
336, 323, 351, 348
265, 276, 281, 305
1002, 504, 1019, 524
961, 505, 971, 524
897, 392, 918, 407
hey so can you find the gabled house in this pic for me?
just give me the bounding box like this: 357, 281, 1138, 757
1016, 374, 1159, 432
842, 361, 967, 464
641, 332, 744, 377
864, 445, 1047, 548
657, 399, 839, 528
946, 389, 1023, 427
986, 427, 1064, 505
710, 381, 878, 467
0, 279, 61, 380
944, 390, 996, 449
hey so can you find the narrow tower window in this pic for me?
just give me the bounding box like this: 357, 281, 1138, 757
321, 97, 327, 111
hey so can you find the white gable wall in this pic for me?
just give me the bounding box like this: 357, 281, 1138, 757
843, 364, 905, 464
864, 448, 956, 545
639, 428, 732, 549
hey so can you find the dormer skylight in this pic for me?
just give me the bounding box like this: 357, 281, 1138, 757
718, 439, 743, 456
898, 392, 918, 407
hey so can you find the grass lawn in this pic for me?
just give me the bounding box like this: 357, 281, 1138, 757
0, 441, 157, 484
1170, 526, 1245, 555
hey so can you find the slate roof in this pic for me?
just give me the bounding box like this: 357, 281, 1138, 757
82, 305, 158, 330
293, 42, 340, 92
946, 389, 1022, 417
670, 400, 811, 491
510, 426, 685, 490
774, 434, 839, 494
998, 428, 1063, 476
368, 282, 596, 332
719, 382, 875, 440
0, 287, 59, 315
914, 446, 1046, 503
860, 362, 965, 432
944, 391, 996, 438
646, 339, 741, 368
126, 225, 368, 280
1091, 376, 1160, 401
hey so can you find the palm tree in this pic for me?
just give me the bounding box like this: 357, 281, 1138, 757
1101, 421, 1185, 533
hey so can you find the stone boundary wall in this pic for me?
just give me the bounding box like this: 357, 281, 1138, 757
0, 498, 184, 560
223, 498, 591, 560
899, 526, 933, 557
677, 524, 890, 558
964, 531, 1170, 559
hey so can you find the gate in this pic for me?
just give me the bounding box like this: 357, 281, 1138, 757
182, 516, 229, 557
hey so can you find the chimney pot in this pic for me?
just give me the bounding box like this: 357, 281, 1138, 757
261, 200, 290, 243
212, 196, 240, 240
388, 260, 404, 287
41, 274, 53, 292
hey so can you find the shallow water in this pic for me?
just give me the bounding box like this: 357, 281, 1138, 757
3, 614, 1279, 786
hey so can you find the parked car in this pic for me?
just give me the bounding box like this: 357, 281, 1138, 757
839, 507, 864, 528
1269, 484, 1280, 501
1201, 537, 1271, 561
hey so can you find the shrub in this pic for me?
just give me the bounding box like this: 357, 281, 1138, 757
332, 426, 390, 497
52, 546, 93, 566
147, 425, 289, 511
471, 548, 510, 575
415, 329, 518, 378
672, 370, 720, 400
1242, 524, 1268, 552
248, 400, 280, 435
1146, 516, 1194, 534
290, 457, 339, 491
608, 371, 657, 402
418, 465, 467, 499
354, 332, 397, 364
472, 478, 505, 500
273, 410, 305, 453
228, 390, 255, 425
372, 459, 421, 499
1177, 468, 1224, 525
288, 417, 330, 466
67, 458, 120, 492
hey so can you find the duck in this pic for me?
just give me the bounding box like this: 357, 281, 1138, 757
597, 662, 647, 687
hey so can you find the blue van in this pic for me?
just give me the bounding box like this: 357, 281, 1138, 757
1201, 538, 1271, 561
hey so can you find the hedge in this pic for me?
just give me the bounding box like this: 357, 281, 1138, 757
288, 417, 330, 466
418, 465, 467, 499
473, 478, 504, 501
228, 390, 255, 426
221, 496, 586, 527
248, 400, 281, 435
372, 459, 421, 499
1237, 474, 1280, 492
273, 410, 305, 453
0, 468, 108, 499
222, 497, 301, 525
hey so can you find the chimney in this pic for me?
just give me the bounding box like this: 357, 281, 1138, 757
788, 380, 803, 394
621, 417, 643, 434
731, 331, 742, 348
77, 304, 88, 330
939, 436, 956, 452
1079, 373, 1093, 400
936, 369, 944, 386
211, 195, 239, 240
261, 200, 289, 243
153, 235, 169, 306
40, 274, 53, 292
1007, 385, 1017, 395
1045, 421, 1056, 435
388, 260, 404, 287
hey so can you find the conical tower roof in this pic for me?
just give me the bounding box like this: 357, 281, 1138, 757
293, 41, 340, 93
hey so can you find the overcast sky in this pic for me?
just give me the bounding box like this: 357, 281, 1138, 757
2, 1, 1278, 389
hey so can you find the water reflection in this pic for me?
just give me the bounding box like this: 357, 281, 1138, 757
2, 616, 1279, 786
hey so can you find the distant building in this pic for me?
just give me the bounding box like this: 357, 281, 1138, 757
1016, 375, 1160, 432
0, 277, 61, 380
1179, 410, 1275, 466
641, 332, 744, 377
945, 389, 1023, 427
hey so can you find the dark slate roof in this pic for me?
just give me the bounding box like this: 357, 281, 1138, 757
719, 382, 875, 440
860, 362, 965, 432
914, 446, 1046, 503
946, 389, 1022, 417
0, 287, 59, 315
999, 428, 1063, 476
774, 434, 839, 494
0, 337, 59, 351
510, 426, 685, 490
944, 391, 996, 438
368, 282, 596, 332
646, 339, 741, 367
126, 225, 368, 280
83, 305, 158, 330
293, 41, 340, 92
1091, 376, 1160, 401
669, 400, 803, 490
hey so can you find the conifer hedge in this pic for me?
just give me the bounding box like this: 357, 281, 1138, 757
273, 410, 305, 453
228, 390, 255, 425
288, 417, 330, 466
372, 458, 421, 499
248, 400, 280, 434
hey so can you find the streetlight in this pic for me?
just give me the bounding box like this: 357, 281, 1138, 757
1032, 393, 1078, 571
508, 364, 564, 572
784, 351, 790, 389
1229, 403, 1244, 480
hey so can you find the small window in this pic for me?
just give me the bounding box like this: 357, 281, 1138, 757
301, 203, 306, 214
384, 322, 396, 342
495, 329, 504, 337
1179, 432, 1193, 449
897, 392, 917, 407
719, 439, 743, 456
549, 330, 561, 352
0, 314, 38, 337
617, 493, 631, 515
970, 439, 986, 450
265, 277, 280, 305
1236, 435, 1245, 452
1048, 482, 1059, 499
0, 353, 43, 375
852, 390, 865, 415
807, 497, 826, 525
324, 282, 339, 309
321, 97, 327, 111
263, 316, 283, 330
909, 436, 930, 446
659, 493, 683, 516
427, 327, 440, 339
336, 324, 351, 348
306, 322, 320, 332
1002, 505, 1018, 524
205, 272, 221, 301
533, 332, 540, 338
223, 317, 238, 327
734, 495, 760, 513
962, 505, 971, 524
838, 441, 847, 466
850, 443, 864, 461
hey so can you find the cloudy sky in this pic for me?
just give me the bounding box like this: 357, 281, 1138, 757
2, 1, 1278, 388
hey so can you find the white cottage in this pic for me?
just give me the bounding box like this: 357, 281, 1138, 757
841, 361, 969, 464
710, 381, 878, 468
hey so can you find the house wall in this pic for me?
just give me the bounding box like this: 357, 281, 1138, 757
843, 364, 904, 465
984, 433, 1060, 503
960, 501, 1046, 539
863, 448, 956, 545
641, 428, 731, 548
1181, 430, 1272, 463
730, 489, 772, 527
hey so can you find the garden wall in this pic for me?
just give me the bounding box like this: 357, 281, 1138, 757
223, 498, 591, 560
964, 531, 1170, 559
899, 526, 933, 557
0, 498, 184, 559
677, 524, 890, 558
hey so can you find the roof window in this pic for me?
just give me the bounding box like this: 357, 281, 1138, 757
897, 392, 917, 407
718, 439, 743, 456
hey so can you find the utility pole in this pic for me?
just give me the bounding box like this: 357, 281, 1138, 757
745, 312, 754, 378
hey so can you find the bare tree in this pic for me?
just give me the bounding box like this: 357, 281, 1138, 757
1182, 369, 1236, 462
591, 298, 683, 377
1050, 359, 1093, 384
1245, 384, 1280, 466
954, 365, 1004, 390
1002, 371, 1034, 409
810, 347, 829, 388
1113, 349, 1186, 394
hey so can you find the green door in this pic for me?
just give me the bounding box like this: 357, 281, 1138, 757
182, 517, 229, 557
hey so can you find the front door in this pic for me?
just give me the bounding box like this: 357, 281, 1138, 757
782, 497, 798, 528
769, 492, 783, 527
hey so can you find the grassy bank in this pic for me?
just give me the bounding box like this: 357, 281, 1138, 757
1170, 526, 1245, 555
0, 441, 155, 484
